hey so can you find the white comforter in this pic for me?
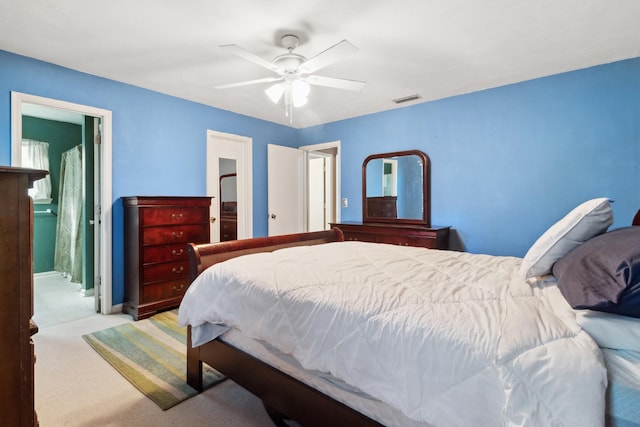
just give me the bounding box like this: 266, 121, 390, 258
178, 241, 606, 426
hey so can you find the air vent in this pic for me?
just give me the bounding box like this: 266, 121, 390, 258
392, 94, 422, 104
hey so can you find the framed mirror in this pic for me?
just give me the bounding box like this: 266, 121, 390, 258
362, 150, 430, 226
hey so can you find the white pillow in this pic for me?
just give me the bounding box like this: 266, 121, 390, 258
519, 198, 613, 279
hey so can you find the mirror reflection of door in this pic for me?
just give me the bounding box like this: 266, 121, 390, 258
382, 159, 397, 197
219, 158, 237, 241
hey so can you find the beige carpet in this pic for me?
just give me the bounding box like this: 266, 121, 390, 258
33, 274, 276, 426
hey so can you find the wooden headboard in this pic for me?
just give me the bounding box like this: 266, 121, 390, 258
187, 227, 344, 283
189, 209, 640, 283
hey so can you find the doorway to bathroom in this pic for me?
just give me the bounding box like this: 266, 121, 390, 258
11, 92, 113, 316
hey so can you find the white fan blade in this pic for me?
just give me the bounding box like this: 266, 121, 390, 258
220, 44, 282, 73
215, 77, 282, 89
306, 75, 366, 91
299, 40, 359, 74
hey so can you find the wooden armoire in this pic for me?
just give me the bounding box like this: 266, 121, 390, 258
0, 166, 48, 426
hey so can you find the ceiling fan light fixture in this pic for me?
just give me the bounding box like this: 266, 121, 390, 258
265, 83, 284, 104
292, 80, 310, 107
221, 35, 363, 124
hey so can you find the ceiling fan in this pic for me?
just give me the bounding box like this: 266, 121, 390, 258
216, 34, 366, 123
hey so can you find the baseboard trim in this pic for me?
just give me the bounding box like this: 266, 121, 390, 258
34, 271, 61, 278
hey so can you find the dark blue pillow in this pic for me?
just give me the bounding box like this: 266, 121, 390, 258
552, 226, 640, 318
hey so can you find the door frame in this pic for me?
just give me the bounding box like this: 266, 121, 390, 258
307, 151, 334, 231
206, 130, 253, 241
300, 140, 341, 225
11, 92, 113, 314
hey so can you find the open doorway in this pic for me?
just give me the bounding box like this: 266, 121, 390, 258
306, 146, 337, 231
21, 106, 96, 325
11, 92, 113, 317
267, 140, 340, 236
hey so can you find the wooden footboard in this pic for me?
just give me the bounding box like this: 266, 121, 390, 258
187, 327, 382, 427
185, 228, 382, 426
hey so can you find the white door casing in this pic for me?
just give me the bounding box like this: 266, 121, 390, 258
93, 117, 102, 312
206, 130, 253, 241
11, 92, 113, 314
300, 140, 341, 226
307, 151, 336, 231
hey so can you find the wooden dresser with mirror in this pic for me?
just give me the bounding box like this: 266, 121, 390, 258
331, 150, 450, 249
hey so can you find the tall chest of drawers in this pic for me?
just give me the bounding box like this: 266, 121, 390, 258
0, 167, 47, 426
123, 196, 212, 320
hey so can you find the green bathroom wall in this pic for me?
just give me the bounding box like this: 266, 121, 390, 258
33, 213, 56, 272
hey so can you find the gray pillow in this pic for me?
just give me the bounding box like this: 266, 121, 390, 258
552, 226, 640, 318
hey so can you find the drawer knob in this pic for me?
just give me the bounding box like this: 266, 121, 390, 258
171, 249, 184, 256
172, 231, 184, 238
172, 266, 184, 274
172, 284, 185, 292
171, 213, 184, 220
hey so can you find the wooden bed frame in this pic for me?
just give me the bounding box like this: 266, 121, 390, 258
185, 228, 384, 427
185, 210, 640, 426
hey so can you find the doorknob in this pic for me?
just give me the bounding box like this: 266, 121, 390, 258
210, 217, 216, 223
270, 214, 277, 219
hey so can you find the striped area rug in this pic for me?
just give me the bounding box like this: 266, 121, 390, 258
83, 309, 225, 410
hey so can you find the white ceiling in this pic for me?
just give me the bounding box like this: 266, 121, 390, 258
22, 103, 84, 125
2, 0, 639, 128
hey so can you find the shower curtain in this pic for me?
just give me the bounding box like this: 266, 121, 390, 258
54, 145, 83, 283
21, 139, 52, 201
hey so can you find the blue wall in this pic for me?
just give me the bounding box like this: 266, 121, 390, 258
2, 49, 639, 305
300, 58, 640, 256
0, 50, 297, 305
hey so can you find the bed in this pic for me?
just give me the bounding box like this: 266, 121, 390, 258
179, 198, 640, 427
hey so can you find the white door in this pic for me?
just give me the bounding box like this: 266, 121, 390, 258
206, 131, 253, 241
268, 144, 305, 236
